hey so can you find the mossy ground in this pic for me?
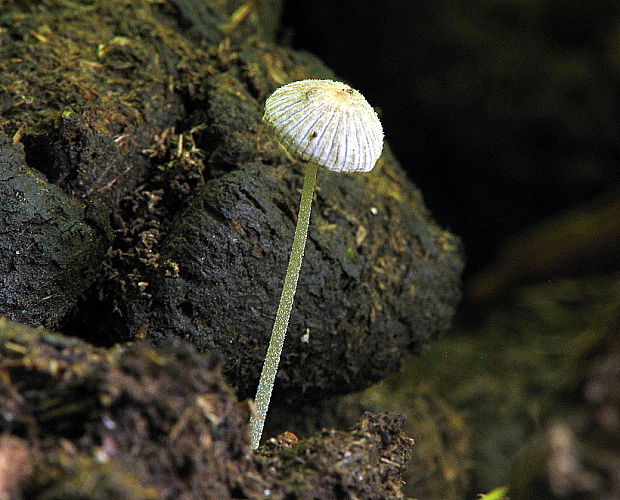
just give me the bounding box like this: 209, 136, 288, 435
0, 0, 464, 400
0, 1, 459, 498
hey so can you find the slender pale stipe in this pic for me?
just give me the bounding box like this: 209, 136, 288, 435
250, 79, 383, 449
249, 162, 318, 450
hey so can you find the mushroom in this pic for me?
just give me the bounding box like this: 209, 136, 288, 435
250, 79, 384, 449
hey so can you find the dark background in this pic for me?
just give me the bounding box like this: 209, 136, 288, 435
282, 0, 620, 274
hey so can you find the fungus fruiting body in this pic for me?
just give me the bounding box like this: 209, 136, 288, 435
250, 79, 383, 449
263, 79, 383, 173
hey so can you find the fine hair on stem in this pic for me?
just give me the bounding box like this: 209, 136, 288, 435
249, 162, 319, 449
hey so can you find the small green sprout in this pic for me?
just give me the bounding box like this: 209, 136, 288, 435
478, 486, 509, 500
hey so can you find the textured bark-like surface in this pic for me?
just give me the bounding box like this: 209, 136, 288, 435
0, 135, 111, 328
0, 319, 414, 500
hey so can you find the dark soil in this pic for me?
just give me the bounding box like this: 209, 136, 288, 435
0, 0, 463, 399
0, 0, 465, 497
0, 136, 110, 329
0, 319, 414, 499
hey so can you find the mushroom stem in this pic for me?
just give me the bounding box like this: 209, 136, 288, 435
249, 161, 319, 449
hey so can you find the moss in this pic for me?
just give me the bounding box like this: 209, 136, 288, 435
258, 413, 414, 500
0, 318, 267, 499
0, 0, 183, 134
0, 2, 459, 495
401, 276, 620, 493
363, 384, 471, 500
23, 453, 160, 500
0, 319, 420, 499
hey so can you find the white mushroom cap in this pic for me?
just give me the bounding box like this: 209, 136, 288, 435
263, 79, 384, 173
